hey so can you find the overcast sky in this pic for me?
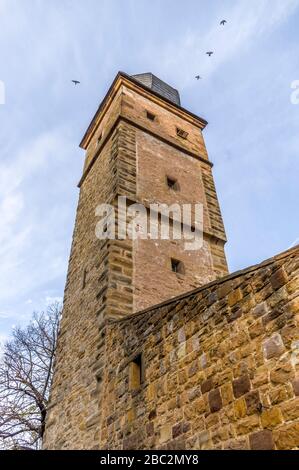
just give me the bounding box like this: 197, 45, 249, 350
1, 0, 299, 343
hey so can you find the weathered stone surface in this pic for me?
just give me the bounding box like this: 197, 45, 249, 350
249, 430, 274, 450
201, 378, 213, 394
261, 407, 283, 430
252, 302, 268, 318
209, 389, 223, 413
160, 425, 172, 444
280, 398, 299, 421
270, 362, 294, 385
224, 437, 249, 450
236, 415, 260, 435
245, 391, 261, 414
233, 375, 251, 398
228, 288, 243, 307
292, 378, 299, 396
234, 398, 247, 419
221, 383, 234, 405
274, 422, 299, 450
269, 386, 292, 406
270, 268, 288, 291
263, 334, 285, 360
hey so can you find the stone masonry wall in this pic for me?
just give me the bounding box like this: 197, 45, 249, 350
98, 246, 299, 450
43, 74, 230, 449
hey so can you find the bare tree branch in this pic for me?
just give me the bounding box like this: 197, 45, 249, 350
0, 303, 61, 450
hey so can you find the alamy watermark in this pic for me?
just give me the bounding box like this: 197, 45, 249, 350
95, 196, 203, 251
290, 80, 299, 104
0, 81, 5, 105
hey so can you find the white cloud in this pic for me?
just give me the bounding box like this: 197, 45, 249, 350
0, 128, 75, 304
0, 311, 10, 319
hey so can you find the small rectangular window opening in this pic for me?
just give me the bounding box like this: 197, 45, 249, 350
82, 268, 88, 289
129, 353, 143, 391
171, 258, 185, 275
146, 111, 156, 121
167, 176, 180, 191
176, 127, 188, 139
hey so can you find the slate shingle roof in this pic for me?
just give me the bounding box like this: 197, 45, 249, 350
131, 73, 181, 106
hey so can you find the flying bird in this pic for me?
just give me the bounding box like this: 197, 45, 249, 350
220, 20, 227, 25
71, 80, 80, 85
206, 51, 214, 57
195, 75, 202, 80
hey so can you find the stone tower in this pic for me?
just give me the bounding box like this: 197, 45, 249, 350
43, 72, 228, 448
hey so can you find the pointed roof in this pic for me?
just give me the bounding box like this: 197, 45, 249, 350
131, 73, 181, 106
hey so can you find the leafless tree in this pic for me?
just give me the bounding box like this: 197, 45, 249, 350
0, 303, 61, 450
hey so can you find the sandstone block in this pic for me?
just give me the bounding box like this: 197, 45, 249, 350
274, 422, 299, 450
270, 362, 294, 385
261, 407, 283, 429
280, 398, 299, 421
270, 268, 288, 291
208, 388, 223, 413
160, 425, 172, 444
245, 390, 261, 414
233, 375, 251, 398
269, 385, 292, 405
201, 378, 213, 394
234, 398, 247, 419
224, 437, 249, 450
249, 320, 264, 339
228, 288, 243, 307
249, 430, 274, 450
221, 382, 234, 405
236, 415, 260, 435
252, 302, 268, 318
292, 378, 299, 396
263, 334, 285, 360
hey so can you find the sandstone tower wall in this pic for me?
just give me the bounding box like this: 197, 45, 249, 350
43, 72, 299, 451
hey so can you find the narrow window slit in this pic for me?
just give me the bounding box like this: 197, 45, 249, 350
129, 353, 143, 390
82, 268, 88, 289
171, 258, 185, 275
166, 176, 180, 191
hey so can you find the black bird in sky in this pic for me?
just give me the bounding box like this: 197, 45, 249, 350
71, 80, 80, 85
195, 75, 202, 80
206, 51, 214, 57
220, 20, 227, 25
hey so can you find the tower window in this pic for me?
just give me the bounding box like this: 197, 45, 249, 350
146, 111, 156, 121
171, 258, 185, 275
82, 268, 88, 289
129, 353, 143, 390
166, 176, 180, 191
176, 127, 188, 139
